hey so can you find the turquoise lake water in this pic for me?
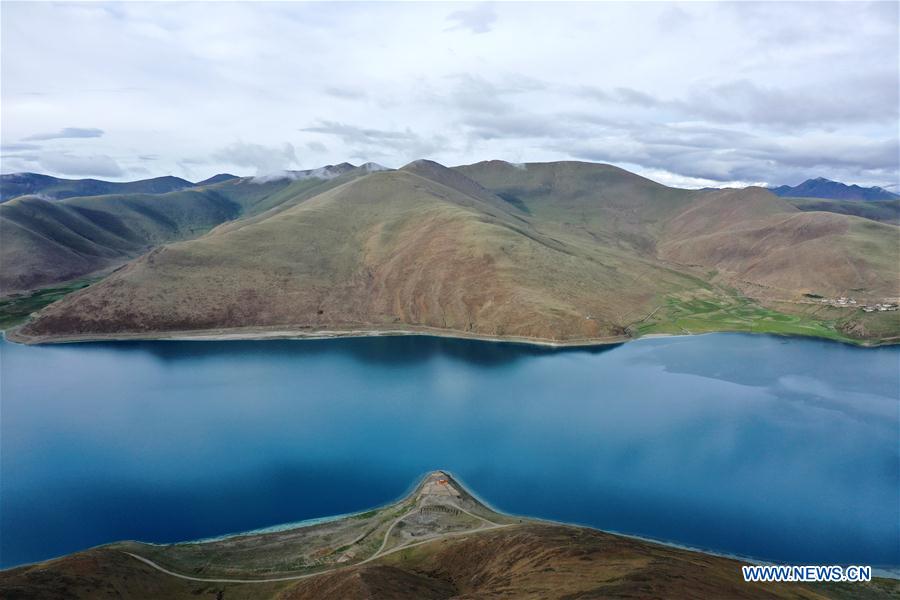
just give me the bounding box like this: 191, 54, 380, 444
1, 333, 897, 569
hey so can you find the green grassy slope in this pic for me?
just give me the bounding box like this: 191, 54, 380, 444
0, 167, 378, 295
634, 290, 859, 342
0, 278, 98, 329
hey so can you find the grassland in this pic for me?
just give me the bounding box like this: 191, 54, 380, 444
0, 278, 98, 330
633, 291, 860, 343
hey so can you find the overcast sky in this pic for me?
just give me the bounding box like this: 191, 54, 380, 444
1, 1, 897, 189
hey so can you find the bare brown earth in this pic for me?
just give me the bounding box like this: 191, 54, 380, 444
4, 530, 899, 600
328, 526, 900, 600
3, 472, 897, 600
11, 160, 900, 344
658, 188, 899, 299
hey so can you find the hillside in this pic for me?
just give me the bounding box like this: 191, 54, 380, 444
455, 160, 697, 254
658, 188, 899, 298
0, 165, 374, 294
770, 177, 899, 201
16, 162, 701, 341
787, 197, 900, 224
2, 471, 895, 600
9, 160, 900, 345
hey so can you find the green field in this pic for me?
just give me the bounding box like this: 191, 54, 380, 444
634, 293, 859, 343
0, 279, 97, 330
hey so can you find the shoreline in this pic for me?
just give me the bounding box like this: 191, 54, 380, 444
5, 323, 633, 348
4, 322, 894, 348
439, 470, 900, 580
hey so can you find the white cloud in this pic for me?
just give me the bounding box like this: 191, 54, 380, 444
211, 142, 298, 175
38, 152, 124, 178
446, 3, 498, 34
23, 127, 105, 141
0, 2, 896, 187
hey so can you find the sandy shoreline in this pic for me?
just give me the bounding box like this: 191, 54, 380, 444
4, 323, 634, 348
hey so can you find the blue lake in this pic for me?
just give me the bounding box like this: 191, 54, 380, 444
1, 333, 898, 569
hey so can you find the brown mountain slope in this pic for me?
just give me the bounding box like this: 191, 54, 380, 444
659, 188, 899, 299
16, 162, 706, 342
7, 525, 896, 600
338, 524, 896, 600
458, 162, 898, 303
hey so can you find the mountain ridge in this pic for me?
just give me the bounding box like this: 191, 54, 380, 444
0, 173, 196, 202
8, 159, 898, 346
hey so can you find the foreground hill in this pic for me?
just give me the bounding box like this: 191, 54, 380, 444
8, 160, 900, 345
770, 177, 899, 201
2, 472, 895, 599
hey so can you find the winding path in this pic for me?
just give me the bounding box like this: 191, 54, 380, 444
122, 502, 509, 585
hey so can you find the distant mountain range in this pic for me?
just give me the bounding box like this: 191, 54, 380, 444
5, 171, 896, 204
0, 172, 240, 202
0, 164, 375, 292
769, 177, 898, 201
3, 159, 897, 346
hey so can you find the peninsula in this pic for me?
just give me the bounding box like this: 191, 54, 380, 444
2, 471, 896, 599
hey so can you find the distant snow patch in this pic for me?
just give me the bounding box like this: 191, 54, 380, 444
361, 162, 389, 172
251, 171, 296, 183
507, 161, 527, 170
251, 163, 356, 184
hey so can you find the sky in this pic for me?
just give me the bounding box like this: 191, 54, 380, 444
1, 1, 898, 189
